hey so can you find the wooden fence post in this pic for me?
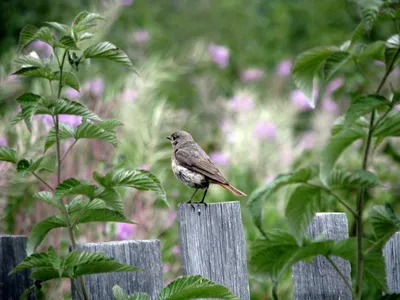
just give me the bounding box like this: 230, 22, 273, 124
178, 202, 250, 300
292, 213, 352, 300
384, 232, 400, 293
71, 240, 163, 300
0, 235, 35, 300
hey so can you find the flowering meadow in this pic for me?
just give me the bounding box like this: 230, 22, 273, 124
1, 0, 400, 299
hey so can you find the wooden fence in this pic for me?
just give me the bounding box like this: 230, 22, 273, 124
1, 202, 399, 299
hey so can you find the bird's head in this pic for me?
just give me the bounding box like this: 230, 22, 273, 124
166, 131, 194, 146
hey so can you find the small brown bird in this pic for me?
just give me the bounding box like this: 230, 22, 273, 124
167, 131, 246, 209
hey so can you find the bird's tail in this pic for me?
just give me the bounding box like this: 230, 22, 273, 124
219, 183, 247, 196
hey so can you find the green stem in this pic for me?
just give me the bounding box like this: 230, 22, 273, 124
71, 199, 91, 228
61, 140, 78, 165
71, 279, 84, 300
355, 46, 400, 300
371, 107, 392, 133
325, 256, 355, 298
54, 50, 89, 300
305, 183, 358, 217
31, 172, 54, 191
272, 281, 279, 300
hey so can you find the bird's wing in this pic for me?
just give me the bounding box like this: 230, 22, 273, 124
175, 146, 229, 184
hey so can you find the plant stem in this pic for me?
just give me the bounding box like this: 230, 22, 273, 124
371, 106, 392, 133
31, 172, 54, 191
355, 46, 400, 300
54, 49, 89, 300
305, 183, 357, 217
272, 281, 279, 300
325, 256, 355, 298
71, 279, 84, 300
61, 140, 78, 165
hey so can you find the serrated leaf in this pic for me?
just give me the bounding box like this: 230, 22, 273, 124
358, 0, 383, 31
93, 169, 168, 206
350, 22, 368, 47
34, 191, 61, 209
16, 159, 31, 173
159, 275, 239, 300
56, 36, 79, 50
29, 155, 56, 172
55, 178, 81, 197
15, 92, 42, 130
323, 51, 351, 82
44, 123, 75, 152
374, 111, 400, 137
9, 252, 52, 274
19, 285, 36, 300
74, 121, 118, 146
45, 22, 70, 34
364, 250, 388, 291
39, 98, 99, 120
320, 127, 366, 185
285, 185, 321, 245
113, 285, 150, 300
66, 183, 99, 199
83, 42, 133, 68
293, 46, 338, 108
344, 95, 390, 128
0, 146, 17, 163
72, 11, 105, 33
9, 112, 24, 127
247, 168, 312, 235
13, 67, 53, 80
385, 35, 400, 72
68, 198, 106, 214
71, 208, 135, 225
79, 32, 94, 41
331, 115, 369, 136
18, 25, 54, 51
96, 119, 123, 131
14, 55, 44, 68
328, 169, 380, 189
95, 188, 123, 213
51, 71, 80, 91
30, 267, 70, 282
370, 205, 400, 238
27, 215, 67, 255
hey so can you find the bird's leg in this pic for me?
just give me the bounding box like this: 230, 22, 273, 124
187, 188, 198, 210
199, 187, 208, 208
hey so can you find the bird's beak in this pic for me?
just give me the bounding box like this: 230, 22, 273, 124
166, 136, 172, 140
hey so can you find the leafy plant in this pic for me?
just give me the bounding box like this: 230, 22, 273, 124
248, 1, 400, 299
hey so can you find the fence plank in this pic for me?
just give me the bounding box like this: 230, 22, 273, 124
178, 201, 250, 300
71, 240, 163, 300
0, 235, 35, 300
384, 232, 400, 293
292, 213, 352, 300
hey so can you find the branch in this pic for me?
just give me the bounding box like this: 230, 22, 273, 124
325, 256, 354, 298
61, 140, 78, 165
31, 172, 54, 191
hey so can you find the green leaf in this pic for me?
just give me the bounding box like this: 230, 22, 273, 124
72, 11, 105, 33
322, 51, 351, 82
113, 285, 150, 300
51, 71, 80, 92
344, 95, 390, 128
331, 115, 369, 136
68, 198, 106, 214
385, 35, 400, 72
27, 216, 67, 255
358, 0, 383, 31
9, 252, 52, 274
44, 123, 75, 152
74, 121, 118, 146
95, 188, 124, 213
14, 55, 45, 68
33, 191, 62, 210
71, 208, 135, 225
29, 155, 56, 172
18, 25, 54, 51
83, 42, 133, 68
15, 92, 42, 130
374, 111, 400, 137
0, 146, 17, 163
285, 185, 321, 244
328, 169, 380, 189
247, 168, 312, 234
320, 127, 366, 185
158, 275, 239, 300
93, 169, 168, 206
370, 204, 400, 238
13, 67, 53, 80
30, 267, 68, 282
55, 36, 79, 50
39, 98, 100, 120
73, 252, 141, 277
16, 159, 31, 173
19, 285, 36, 300
79, 32, 94, 41
96, 119, 124, 131
364, 250, 388, 291
350, 22, 368, 47
9, 112, 24, 127
45, 22, 70, 34
293, 46, 338, 108
55, 178, 81, 197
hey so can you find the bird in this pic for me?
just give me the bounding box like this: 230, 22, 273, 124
167, 130, 246, 210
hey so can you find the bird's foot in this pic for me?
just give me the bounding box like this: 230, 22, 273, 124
186, 200, 195, 211
197, 201, 207, 215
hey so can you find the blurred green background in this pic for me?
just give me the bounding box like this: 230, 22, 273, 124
1, 0, 400, 299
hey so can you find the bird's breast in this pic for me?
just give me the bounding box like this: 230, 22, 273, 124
171, 155, 207, 188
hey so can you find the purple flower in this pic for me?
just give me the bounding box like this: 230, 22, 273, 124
290, 90, 313, 111
116, 223, 136, 240
121, 88, 138, 102
321, 97, 338, 112
209, 152, 230, 166
326, 78, 344, 93
165, 211, 177, 228
240, 68, 265, 82
276, 59, 292, 77
84, 78, 104, 97
163, 264, 171, 273
219, 120, 231, 133
373, 60, 385, 67
138, 164, 150, 171
133, 29, 150, 44
0, 137, 7, 146
64, 88, 81, 100
58, 115, 82, 127
29, 40, 53, 58
208, 44, 230, 68
263, 175, 274, 184
254, 120, 276, 141
172, 245, 180, 254
298, 132, 316, 150
37, 115, 54, 126
121, 0, 133, 5
395, 104, 400, 110
229, 95, 254, 111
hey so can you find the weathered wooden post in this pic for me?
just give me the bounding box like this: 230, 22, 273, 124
384, 232, 400, 293
292, 213, 352, 300
0, 235, 35, 300
71, 240, 163, 300
178, 201, 250, 300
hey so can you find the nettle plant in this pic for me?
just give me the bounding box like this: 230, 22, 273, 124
1, 12, 238, 300
248, 2, 400, 300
